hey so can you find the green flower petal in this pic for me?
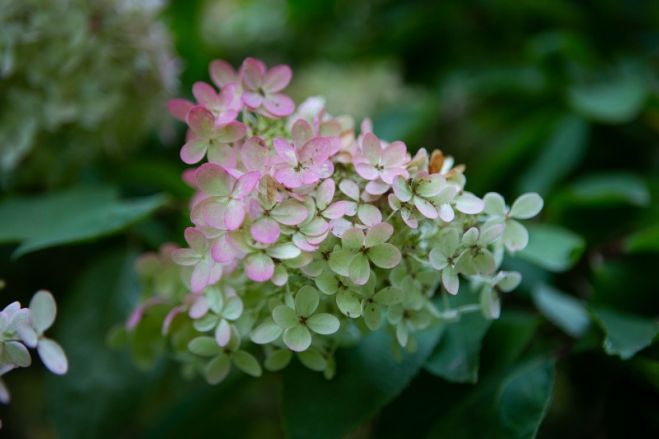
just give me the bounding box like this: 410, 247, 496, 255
510, 193, 543, 219
363, 302, 382, 330
204, 353, 231, 384
231, 350, 262, 377
284, 325, 312, 352
273, 305, 298, 329
349, 253, 371, 285
428, 247, 448, 270
265, 349, 292, 371
188, 336, 222, 356
251, 319, 284, 344
315, 270, 339, 295
295, 286, 320, 317
364, 222, 393, 248
341, 227, 365, 250
307, 313, 341, 335
329, 248, 355, 277
298, 349, 327, 372
336, 290, 362, 318
368, 243, 401, 269
504, 219, 529, 252
373, 286, 404, 305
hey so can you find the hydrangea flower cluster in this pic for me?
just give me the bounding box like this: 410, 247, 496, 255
0, 290, 68, 405
124, 58, 543, 383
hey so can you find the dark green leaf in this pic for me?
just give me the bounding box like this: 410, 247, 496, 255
518, 115, 589, 195
425, 312, 491, 383
428, 358, 555, 439
0, 186, 167, 258
517, 224, 585, 272
283, 327, 442, 439
568, 75, 647, 123
624, 224, 659, 254
592, 307, 659, 360
562, 173, 650, 207
532, 284, 590, 337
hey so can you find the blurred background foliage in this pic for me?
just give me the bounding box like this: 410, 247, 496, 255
1, 0, 659, 437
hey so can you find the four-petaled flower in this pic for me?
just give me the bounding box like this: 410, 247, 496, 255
329, 223, 402, 285
180, 106, 246, 164
483, 192, 543, 251
241, 57, 295, 117
172, 227, 223, 293
257, 286, 340, 352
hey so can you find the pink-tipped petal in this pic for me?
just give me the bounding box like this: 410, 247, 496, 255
209, 59, 238, 87
274, 167, 303, 188
168, 99, 194, 121
241, 137, 269, 171
241, 58, 266, 89
192, 81, 218, 106
180, 139, 208, 165
263, 64, 292, 92
361, 133, 382, 165
191, 260, 211, 293
186, 106, 215, 137
217, 121, 246, 143
292, 119, 313, 147
273, 138, 298, 166
382, 141, 408, 167
224, 199, 246, 230
244, 253, 275, 282
195, 163, 232, 197
251, 217, 281, 244
264, 93, 294, 117
242, 91, 264, 109
365, 179, 390, 195
233, 171, 260, 199
355, 163, 379, 180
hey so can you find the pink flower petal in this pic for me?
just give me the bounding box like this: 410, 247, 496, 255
209, 59, 238, 88
186, 106, 215, 137
293, 233, 319, 251
315, 178, 335, 209
192, 81, 218, 106
189, 294, 209, 318
358, 204, 382, 226
168, 99, 194, 121
339, 179, 360, 201
211, 234, 239, 263
195, 163, 232, 197
292, 119, 313, 147
263, 64, 292, 92
251, 217, 281, 244
191, 260, 211, 293
264, 93, 295, 117
180, 139, 208, 165
381, 167, 408, 184
217, 121, 246, 143
274, 167, 304, 188
241, 57, 265, 89
242, 91, 263, 109
232, 171, 260, 199
244, 253, 275, 282
241, 137, 269, 171
355, 163, 379, 180
184, 227, 208, 253
162, 306, 183, 335
273, 138, 298, 166
224, 199, 246, 230
361, 133, 382, 165
382, 141, 408, 167
365, 179, 390, 195
323, 200, 349, 219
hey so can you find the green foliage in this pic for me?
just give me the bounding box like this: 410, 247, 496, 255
592, 307, 659, 360
0, 187, 166, 257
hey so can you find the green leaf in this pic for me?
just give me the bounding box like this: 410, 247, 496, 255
568, 75, 647, 123
428, 358, 555, 439
532, 284, 590, 337
563, 173, 650, 207
0, 186, 166, 258
624, 224, 659, 254
283, 327, 442, 439
496, 359, 556, 438
517, 224, 585, 272
425, 313, 491, 383
592, 307, 659, 360
517, 115, 589, 195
